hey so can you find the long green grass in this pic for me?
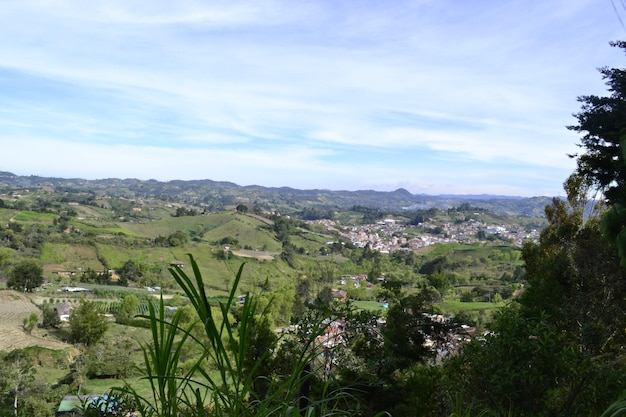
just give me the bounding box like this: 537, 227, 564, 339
13, 210, 58, 222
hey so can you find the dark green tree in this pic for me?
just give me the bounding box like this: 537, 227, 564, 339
41, 303, 61, 329
242, 315, 278, 401
0, 349, 36, 417
570, 41, 626, 205
272, 216, 294, 243
167, 230, 188, 247
86, 337, 136, 379
451, 42, 626, 415
69, 301, 108, 346
117, 259, 145, 283
118, 294, 139, 322
446, 186, 626, 416
7, 259, 43, 292
569, 41, 626, 263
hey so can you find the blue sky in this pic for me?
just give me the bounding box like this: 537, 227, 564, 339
0, 0, 624, 196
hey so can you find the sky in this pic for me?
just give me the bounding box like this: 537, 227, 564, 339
0, 1, 625, 197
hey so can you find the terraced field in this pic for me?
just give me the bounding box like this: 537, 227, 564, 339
0, 291, 69, 351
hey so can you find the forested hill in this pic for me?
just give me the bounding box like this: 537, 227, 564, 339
0, 171, 552, 216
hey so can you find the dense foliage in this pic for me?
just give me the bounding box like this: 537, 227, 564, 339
69, 301, 109, 346
7, 259, 43, 292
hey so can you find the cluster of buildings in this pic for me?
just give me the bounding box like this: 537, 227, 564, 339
311, 217, 540, 254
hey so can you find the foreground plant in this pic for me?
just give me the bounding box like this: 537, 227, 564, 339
113, 254, 371, 417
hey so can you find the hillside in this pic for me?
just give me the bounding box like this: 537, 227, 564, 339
0, 172, 548, 296
0, 291, 69, 351
0, 171, 553, 216
0, 172, 563, 416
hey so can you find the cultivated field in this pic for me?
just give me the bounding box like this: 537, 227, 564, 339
231, 249, 278, 261
0, 291, 69, 352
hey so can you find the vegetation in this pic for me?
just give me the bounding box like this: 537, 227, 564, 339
7, 259, 43, 292
69, 301, 109, 347
4, 40, 626, 417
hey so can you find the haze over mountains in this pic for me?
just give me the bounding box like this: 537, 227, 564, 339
0, 171, 553, 217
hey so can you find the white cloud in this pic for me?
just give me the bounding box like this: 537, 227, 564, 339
0, 0, 622, 196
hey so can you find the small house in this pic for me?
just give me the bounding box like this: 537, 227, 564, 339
170, 260, 185, 268
55, 302, 74, 322
331, 289, 348, 303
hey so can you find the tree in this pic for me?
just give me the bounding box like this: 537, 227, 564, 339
22, 313, 37, 334
569, 41, 626, 263
41, 303, 61, 329
167, 230, 188, 247
80, 268, 111, 285
446, 187, 626, 416
570, 41, 626, 205
86, 337, 136, 379
242, 314, 278, 401
117, 259, 145, 284
7, 259, 43, 292
118, 294, 139, 322
0, 349, 36, 417
69, 301, 108, 346
445, 43, 626, 415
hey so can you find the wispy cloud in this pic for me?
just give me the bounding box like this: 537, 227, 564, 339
0, 0, 622, 196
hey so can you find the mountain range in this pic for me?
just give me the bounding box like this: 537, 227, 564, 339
0, 171, 553, 216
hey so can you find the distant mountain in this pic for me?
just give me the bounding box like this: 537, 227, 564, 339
0, 174, 553, 217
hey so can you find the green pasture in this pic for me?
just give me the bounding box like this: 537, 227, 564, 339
290, 232, 330, 254
85, 372, 223, 407
71, 220, 144, 238
415, 242, 523, 280
352, 300, 385, 312
72, 204, 112, 220
438, 299, 505, 314
121, 212, 234, 238
423, 242, 520, 259
201, 213, 280, 249
13, 210, 57, 223
41, 243, 104, 272
92, 242, 294, 297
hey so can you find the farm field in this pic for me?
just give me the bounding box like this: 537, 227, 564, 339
0, 291, 70, 351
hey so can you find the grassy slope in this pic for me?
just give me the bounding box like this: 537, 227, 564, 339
41, 243, 103, 273
0, 191, 551, 416
0, 203, 536, 410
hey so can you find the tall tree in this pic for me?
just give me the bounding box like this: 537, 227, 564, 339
118, 294, 139, 322
41, 303, 61, 329
447, 183, 626, 416
446, 42, 626, 415
7, 259, 43, 292
117, 259, 146, 283
570, 41, 626, 205
69, 301, 108, 346
0, 349, 35, 417
569, 41, 626, 262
